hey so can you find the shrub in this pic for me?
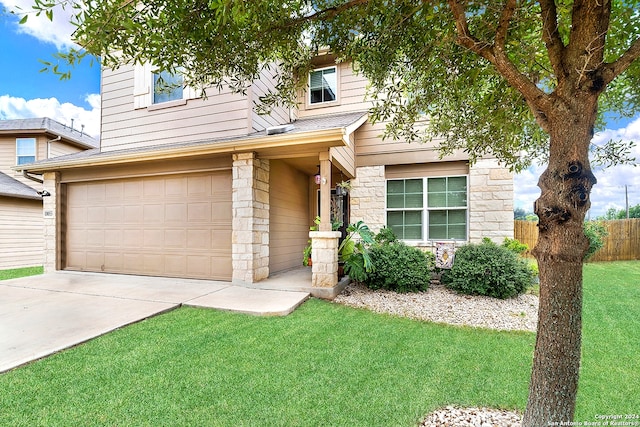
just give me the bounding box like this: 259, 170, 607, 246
441, 240, 535, 299
365, 243, 435, 293
501, 237, 529, 255
374, 227, 398, 245
583, 221, 608, 261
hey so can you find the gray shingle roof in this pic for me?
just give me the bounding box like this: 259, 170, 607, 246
19, 111, 368, 168
0, 172, 41, 200
0, 117, 98, 148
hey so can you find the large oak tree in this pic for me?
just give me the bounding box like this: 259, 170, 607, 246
26, 1, 640, 424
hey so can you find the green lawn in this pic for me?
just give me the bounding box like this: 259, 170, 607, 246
0, 266, 43, 281
0, 262, 637, 426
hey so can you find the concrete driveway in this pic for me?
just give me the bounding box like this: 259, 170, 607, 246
0, 271, 309, 373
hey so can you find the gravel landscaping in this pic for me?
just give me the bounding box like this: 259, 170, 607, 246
334, 282, 539, 332
334, 281, 539, 426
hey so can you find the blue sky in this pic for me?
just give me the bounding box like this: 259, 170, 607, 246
0, 0, 637, 218
0, 0, 101, 136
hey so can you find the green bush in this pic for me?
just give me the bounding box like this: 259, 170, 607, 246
583, 221, 608, 261
441, 240, 535, 299
364, 243, 435, 293
501, 237, 529, 255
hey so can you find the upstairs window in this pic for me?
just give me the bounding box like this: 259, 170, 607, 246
153, 70, 184, 104
16, 138, 36, 165
309, 66, 337, 104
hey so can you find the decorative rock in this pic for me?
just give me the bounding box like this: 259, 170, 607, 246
334, 282, 538, 332
420, 406, 522, 427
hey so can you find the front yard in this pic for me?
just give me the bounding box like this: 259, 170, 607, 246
0, 261, 637, 426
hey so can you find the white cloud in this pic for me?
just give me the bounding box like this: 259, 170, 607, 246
514, 116, 640, 218
1, 0, 79, 49
0, 94, 101, 138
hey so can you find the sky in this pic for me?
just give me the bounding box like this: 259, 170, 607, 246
0, 0, 638, 218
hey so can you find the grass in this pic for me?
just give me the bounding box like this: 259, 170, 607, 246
0, 266, 43, 281
0, 262, 637, 426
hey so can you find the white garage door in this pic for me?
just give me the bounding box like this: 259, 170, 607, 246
65, 171, 232, 280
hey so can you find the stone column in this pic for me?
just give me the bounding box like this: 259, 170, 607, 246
349, 165, 386, 233
232, 153, 270, 284
468, 158, 514, 243
310, 230, 341, 288
42, 172, 60, 273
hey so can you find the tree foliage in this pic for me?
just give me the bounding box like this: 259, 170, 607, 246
601, 203, 640, 219
22, 1, 640, 172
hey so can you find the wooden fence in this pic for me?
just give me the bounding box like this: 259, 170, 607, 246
514, 219, 640, 262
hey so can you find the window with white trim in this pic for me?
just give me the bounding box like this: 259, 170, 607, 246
153, 70, 184, 104
133, 63, 198, 109
16, 138, 36, 165
386, 176, 468, 241
309, 66, 337, 104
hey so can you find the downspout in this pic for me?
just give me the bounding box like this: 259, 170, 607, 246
22, 134, 62, 184
47, 135, 61, 159
23, 170, 43, 184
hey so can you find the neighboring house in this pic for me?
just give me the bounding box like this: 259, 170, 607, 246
0, 118, 97, 270
18, 55, 513, 297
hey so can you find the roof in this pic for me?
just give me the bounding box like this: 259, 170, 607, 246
0, 172, 41, 200
18, 111, 369, 172
0, 117, 99, 149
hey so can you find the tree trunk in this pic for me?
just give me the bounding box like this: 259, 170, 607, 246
522, 100, 597, 426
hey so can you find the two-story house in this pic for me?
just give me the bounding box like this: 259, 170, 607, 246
0, 118, 97, 270
18, 55, 513, 298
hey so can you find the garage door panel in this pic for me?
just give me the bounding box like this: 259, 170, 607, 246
85, 252, 105, 270
122, 229, 143, 247
143, 204, 165, 223
123, 205, 143, 223
165, 203, 187, 222
65, 171, 232, 280
105, 206, 123, 223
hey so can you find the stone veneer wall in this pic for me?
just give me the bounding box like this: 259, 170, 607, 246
468, 158, 514, 243
350, 161, 514, 247
232, 153, 270, 284
349, 165, 386, 234
42, 171, 59, 273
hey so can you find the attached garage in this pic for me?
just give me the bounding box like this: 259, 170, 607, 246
63, 170, 232, 280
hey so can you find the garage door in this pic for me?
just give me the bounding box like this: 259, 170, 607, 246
65, 171, 232, 280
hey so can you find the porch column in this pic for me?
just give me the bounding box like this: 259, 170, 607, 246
310, 230, 341, 288
42, 172, 59, 273
318, 152, 332, 231
232, 152, 270, 284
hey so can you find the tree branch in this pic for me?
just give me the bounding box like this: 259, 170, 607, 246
600, 37, 640, 86
447, 0, 552, 130
539, 0, 566, 78
494, 0, 516, 51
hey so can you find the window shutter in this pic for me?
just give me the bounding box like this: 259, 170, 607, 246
133, 63, 151, 109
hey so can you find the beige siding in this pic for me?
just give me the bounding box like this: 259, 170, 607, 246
251, 67, 292, 132
330, 144, 356, 178
269, 160, 310, 274
355, 121, 468, 167
297, 62, 371, 118
0, 134, 42, 190
49, 140, 85, 158
386, 161, 469, 179
100, 65, 251, 152
0, 197, 43, 269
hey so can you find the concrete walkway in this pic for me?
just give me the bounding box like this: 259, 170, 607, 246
0, 271, 310, 373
